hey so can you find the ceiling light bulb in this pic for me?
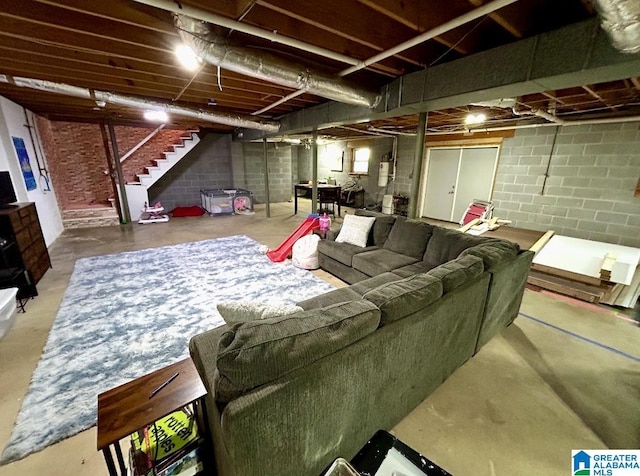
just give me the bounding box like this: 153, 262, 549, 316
175, 44, 200, 71
143, 110, 168, 122
465, 113, 487, 125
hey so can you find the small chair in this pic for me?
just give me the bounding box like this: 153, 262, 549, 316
318, 188, 340, 217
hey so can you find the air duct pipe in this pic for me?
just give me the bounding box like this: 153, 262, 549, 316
174, 15, 381, 109
591, 0, 640, 54
0, 75, 281, 132
512, 105, 566, 124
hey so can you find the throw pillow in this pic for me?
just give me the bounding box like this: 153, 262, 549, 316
383, 218, 434, 259
335, 214, 376, 247
217, 301, 303, 325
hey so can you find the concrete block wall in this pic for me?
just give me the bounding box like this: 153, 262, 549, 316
297, 138, 395, 208
493, 122, 640, 247
242, 142, 292, 203
390, 135, 415, 197
149, 134, 232, 212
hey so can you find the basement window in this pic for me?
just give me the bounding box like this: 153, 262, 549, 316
351, 147, 370, 175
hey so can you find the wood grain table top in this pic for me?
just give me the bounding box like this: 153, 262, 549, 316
97, 358, 206, 450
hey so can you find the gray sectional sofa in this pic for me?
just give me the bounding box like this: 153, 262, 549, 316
189, 210, 534, 476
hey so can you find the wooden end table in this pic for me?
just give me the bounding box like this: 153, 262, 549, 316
97, 358, 207, 476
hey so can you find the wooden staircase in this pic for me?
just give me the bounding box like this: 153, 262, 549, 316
123, 130, 201, 221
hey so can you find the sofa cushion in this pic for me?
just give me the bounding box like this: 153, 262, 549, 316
426, 255, 484, 293
214, 300, 381, 402
392, 261, 438, 278
383, 217, 434, 259
297, 287, 361, 310
362, 273, 443, 325
355, 209, 396, 246
352, 249, 418, 277
423, 226, 487, 267
350, 272, 404, 295
335, 214, 376, 247
459, 240, 519, 270
217, 301, 303, 324
318, 239, 378, 266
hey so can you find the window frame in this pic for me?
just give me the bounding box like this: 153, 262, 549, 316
350, 147, 370, 175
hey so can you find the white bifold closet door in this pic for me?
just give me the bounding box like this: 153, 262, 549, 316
421, 146, 498, 223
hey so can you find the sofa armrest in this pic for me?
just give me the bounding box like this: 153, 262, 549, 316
325, 227, 339, 241
189, 324, 230, 395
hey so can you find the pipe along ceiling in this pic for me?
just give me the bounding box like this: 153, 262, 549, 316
174, 15, 382, 109
0, 75, 281, 132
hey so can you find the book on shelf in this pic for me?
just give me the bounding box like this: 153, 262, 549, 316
129, 408, 203, 476
130, 440, 205, 476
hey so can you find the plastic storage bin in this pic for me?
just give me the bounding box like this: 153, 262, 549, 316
0, 287, 18, 339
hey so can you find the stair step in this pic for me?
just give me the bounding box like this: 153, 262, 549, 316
63, 216, 120, 229
133, 128, 200, 188
62, 207, 117, 220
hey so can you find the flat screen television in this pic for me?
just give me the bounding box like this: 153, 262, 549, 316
0, 171, 18, 208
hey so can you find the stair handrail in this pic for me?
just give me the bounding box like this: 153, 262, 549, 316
120, 124, 166, 163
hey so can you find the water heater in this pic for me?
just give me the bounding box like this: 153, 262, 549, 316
378, 162, 389, 187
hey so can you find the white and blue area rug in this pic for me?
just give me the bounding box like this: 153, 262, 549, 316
1, 235, 335, 464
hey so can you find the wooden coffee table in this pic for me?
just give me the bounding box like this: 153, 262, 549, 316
97, 358, 207, 476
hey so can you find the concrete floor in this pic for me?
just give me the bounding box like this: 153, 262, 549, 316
0, 202, 638, 476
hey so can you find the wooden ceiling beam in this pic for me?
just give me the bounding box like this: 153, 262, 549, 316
33, 0, 175, 34
0, 70, 288, 113
466, 0, 523, 37
582, 85, 619, 111
355, 0, 469, 54
231, 14, 408, 76
0, 47, 314, 104
0, 34, 319, 98
0, 0, 179, 52
180, 0, 253, 19
0, 23, 175, 68
252, 0, 427, 68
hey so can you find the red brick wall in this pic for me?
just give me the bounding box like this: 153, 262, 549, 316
117, 127, 192, 183
35, 117, 195, 211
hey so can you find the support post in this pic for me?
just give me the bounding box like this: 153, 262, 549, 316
98, 121, 126, 224
407, 112, 427, 219
311, 128, 318, 214
105, 121, 131, 223
263, 138, 270, 218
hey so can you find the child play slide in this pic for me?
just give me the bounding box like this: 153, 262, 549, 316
267, 215, 319, 262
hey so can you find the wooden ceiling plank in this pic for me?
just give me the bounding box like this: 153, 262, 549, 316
356, 0, 469, 54
252, 0, 427, 68
33, 0, 175, 34
0, 45, 305, 101
179, 0, 249, 19
0, 22, 176, 66
582, 85, 619, 111
0, 0, 180, 53
0, 32, 322, 101
232, 11, 410, 75
466, 0, 523, 37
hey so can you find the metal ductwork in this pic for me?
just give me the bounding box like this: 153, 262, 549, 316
591, 0, 640, 54
174, 15, 381, 109
512, 105, 565, 124
0, 75, 281, 132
